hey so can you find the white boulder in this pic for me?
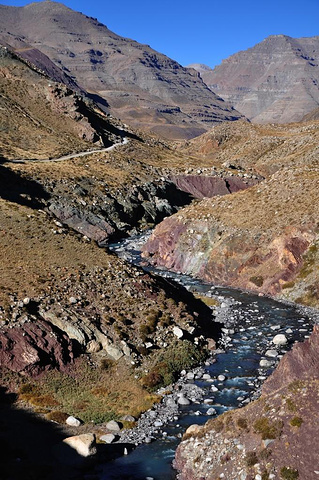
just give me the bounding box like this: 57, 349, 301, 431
272, 334, 288, 345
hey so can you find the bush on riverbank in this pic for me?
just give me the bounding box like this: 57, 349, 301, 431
141, 340, 207, 390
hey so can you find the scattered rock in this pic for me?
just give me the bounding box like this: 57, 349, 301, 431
177, 395, 191, 406
66, 415, 82, 427
105, 420, 121, 432
206, 407, 217, 415
99, 434, 116, 444
62, 433, 97, 458
173, 326, 184, 339
272, 334, 288, 345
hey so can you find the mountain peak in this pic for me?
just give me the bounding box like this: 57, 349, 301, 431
197, 34, 319, 124
0, 1, 244, 140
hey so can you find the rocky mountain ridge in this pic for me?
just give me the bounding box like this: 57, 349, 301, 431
190, 34, 319, 124
0, 1, 244, 140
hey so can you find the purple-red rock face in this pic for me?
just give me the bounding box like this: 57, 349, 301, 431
263, 324, 319, 395
142, 157, 319, 299
142, 214, 313, 297
190, 35, 319, 124
0, 319, 74, 376
0, 2, 244, 140
170, 175, 259, 199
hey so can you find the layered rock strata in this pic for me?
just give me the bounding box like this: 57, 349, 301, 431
190, 35, 319, 123
0, 1, 244, 140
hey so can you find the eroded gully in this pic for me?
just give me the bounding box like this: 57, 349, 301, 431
96, 232, 318, 480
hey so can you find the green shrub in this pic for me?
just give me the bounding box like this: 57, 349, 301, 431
250, 276, 264, 287
286, 398, 297, 412
253, 417, 283, 439
237, 417, 248, 429
19, 383, 37, 395
290, 416, 303, 428
141, 371, 164, 389
46, 411, 69, 423
100, 358, 115, 370
141, 340, 206, 390
245, 451, 258, 467
280, 466, 299, 479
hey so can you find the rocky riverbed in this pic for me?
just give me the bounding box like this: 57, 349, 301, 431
91, 234, 319, 480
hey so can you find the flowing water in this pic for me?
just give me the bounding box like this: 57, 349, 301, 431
98, 234, 317, 480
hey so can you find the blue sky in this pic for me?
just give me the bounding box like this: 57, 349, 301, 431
2, 0, 319, 67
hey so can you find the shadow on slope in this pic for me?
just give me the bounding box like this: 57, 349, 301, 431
0, 157, 50, 208
0, 385, 77, 480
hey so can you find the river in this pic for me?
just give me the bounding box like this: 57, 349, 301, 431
97, 233, 318, 480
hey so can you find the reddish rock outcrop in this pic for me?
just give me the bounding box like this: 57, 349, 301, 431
0, 319, 74, 376
263, 324, 319, 394
143, 213, 313, 297
170, 175, 259, 199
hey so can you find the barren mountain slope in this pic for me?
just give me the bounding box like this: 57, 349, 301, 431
192, 35, 319, 124
143, 120, 319, 308
0, 44, 128, 160
0, 1, 244, 140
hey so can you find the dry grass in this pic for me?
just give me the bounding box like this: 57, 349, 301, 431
17, 359, 161, 423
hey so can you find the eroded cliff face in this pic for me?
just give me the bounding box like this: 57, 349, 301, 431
170, 174, 259, 199
174, 327, 319, 480
143, 121, 319, 307
142, 174, 318, 299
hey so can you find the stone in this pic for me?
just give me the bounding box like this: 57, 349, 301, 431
259, 359, 272, 368
185, 424, 202, 436
217, 375, 226, 381
106, 420, 121, 432
100, 433, 115, 444
154, 420, 163, 427
207, 338, 217, 351
86, 340, 102, 353
120, 415, 136, 422
66, 415, 82, 427
173, 326, 183, 339
69, 296, 77, 304
177, 395, 191, 405
63, 433, 97, 457
206, 407, 217, 415
272, 334, 288, 345
105, 343, 123, 360
166, 398, 176, 407
204, 398, 214, 404
265, 349, 278, 358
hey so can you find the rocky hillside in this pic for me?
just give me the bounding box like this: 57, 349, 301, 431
0, 35, 229, 431
0, 43, 131, 160
0, 1, 244, 140
175, 325, 319, 480
142, 120, 319, 308
191, 35, 319, 123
